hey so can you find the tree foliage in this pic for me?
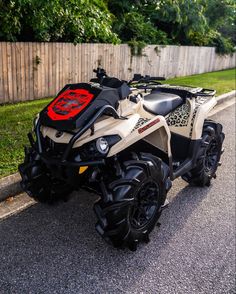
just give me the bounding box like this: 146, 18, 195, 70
109, 0, 235, 54
0, 0, 119, 43
0, 0, 235, 54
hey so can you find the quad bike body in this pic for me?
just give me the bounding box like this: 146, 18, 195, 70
19, 68, 225, 250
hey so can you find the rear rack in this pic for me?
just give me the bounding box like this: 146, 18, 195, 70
135, 84, 216, 98
194, 88, 216, 96
154, 85, 216, 98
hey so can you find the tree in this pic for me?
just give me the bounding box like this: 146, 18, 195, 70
109, 0, 235, 54
0, 0, 119, 43
204, 0, 236, 52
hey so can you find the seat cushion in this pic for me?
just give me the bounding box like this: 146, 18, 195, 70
143, 91, 183, 116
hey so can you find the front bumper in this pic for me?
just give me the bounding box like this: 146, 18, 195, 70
22, 128, 105, 186
39, 152, 105, 168
19, 145, 105, 193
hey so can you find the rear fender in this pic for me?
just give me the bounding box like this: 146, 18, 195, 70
191, 96, 217, 139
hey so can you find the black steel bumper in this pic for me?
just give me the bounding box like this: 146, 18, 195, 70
39, 152, 105, 168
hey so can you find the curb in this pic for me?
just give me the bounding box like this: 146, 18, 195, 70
0, 90, 235, 203
0, 192, 36, 221
216, 90, 235, 105
0, 173, 22, 202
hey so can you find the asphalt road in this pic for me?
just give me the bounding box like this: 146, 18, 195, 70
0, 104, 235, 294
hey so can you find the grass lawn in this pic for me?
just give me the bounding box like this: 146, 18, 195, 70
166, 68, 235, 96
0, 68, 235, 178
0, 98, 52, 178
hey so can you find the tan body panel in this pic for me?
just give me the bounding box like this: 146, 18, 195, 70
191, 96, 217, 139
41, 114, 140, 147
165, 96, 217, 140
41, 106, 172, 158
108, 115, 171, 157
40, 90, 217, 161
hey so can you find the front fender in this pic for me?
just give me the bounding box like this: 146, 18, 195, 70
108, 116, 172, 158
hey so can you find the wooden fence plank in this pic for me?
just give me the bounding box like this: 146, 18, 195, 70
37, 42, 42, 99
48, 42, 52, 96
51, 42, 56, 94
28, 42, 34, 100
10, 43, 17, 102
77, 44, 82, 83
15, 43, 21, 101
59, 42, 63, 86
69, 43, 74, 84
81, 43, 86, 82
40, 42, 46, 98
32, 43, 38, 99
2, 43, 10, 103
20, 43, 26, 100
22, 42, 27, 100
54, 42, 59, 94
6, 43, 13, 103
0, 43, 4, 103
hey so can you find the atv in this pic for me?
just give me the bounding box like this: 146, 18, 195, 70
19, 67, 225, 251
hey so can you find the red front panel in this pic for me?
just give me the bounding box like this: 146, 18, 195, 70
47, 89, 94, 121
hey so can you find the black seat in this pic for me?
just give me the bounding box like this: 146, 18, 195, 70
143, 91, 183, 116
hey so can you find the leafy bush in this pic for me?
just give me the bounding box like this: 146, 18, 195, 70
114, 12, 169, 44
109, 0, 236, 55
0, 0, 119, 44
112, 11, 169, 55
210, 34, 235, 55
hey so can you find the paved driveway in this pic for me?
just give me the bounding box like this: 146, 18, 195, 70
0, 105, 235, 294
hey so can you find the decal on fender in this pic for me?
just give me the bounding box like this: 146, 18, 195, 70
138, 118, 160, 134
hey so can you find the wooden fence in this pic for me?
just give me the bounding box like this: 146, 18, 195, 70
0, 42, 235, 103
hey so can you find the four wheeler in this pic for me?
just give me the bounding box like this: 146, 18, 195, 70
19, 67, 225, 251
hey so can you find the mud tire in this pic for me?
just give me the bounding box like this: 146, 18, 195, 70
182, 120, 225, 187
19, 148, 72, 204
94, 153, 169, 251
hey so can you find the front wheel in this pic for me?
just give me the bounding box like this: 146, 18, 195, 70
94, 153, 170, 251
19, 147, 73, 204
182, 120, 225, 187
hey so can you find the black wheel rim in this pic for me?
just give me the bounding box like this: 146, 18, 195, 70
204, 138, 220, 174
129, 181, 160, 230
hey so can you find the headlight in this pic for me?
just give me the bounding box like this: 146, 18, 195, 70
96, 137, 109, 155
79, 135, 121, 160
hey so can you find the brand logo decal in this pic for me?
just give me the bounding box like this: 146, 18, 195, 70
138, 118, 160, 133
47, 89, 94, 120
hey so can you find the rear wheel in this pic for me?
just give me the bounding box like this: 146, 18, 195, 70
182, 120, 225, 186
94, 153, 170, 251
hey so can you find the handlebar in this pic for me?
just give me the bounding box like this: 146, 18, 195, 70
149, 76, 166, 81
92, 68, 166, 92
131, 74, 166, 83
